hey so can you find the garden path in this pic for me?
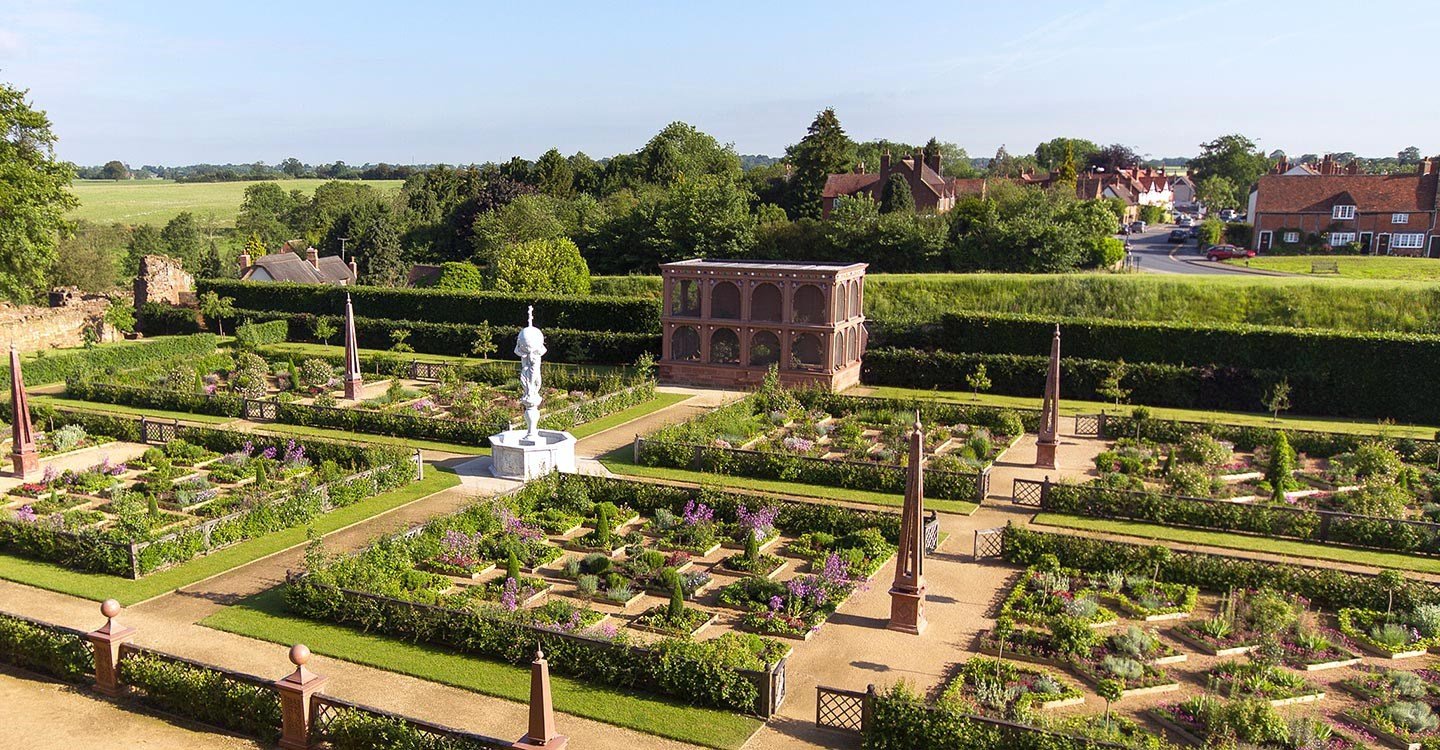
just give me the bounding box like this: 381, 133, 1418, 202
574, 386, 741, 460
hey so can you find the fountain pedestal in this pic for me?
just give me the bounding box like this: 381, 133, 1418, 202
489, 429, 577, 481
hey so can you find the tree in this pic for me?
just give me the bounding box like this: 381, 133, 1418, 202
200, 238, 224, 279
0, 81, 79, 301
483, 237, 590, 295
786, 108, 854, 219
53, 222, 126, 292
243, 232, 267, 259
1196, 175, 1239, 211
279, 157, 307, 178
1085, 144, 1140, 172
1097, 679, 1123, 727
434, 261, 484, 291
100, 160, 131, 180
667, 572, 685, 622
1378, 569, 1405, 618
638, 122, 742, 185
1131, 406, 1151, 441
879, 173, 914, 214
965, 364, 991, 401
1399, 146, 1423, 166
1055, 141, 1078, 184
471, 321, 496, 359
1190, 134, 1271, 207
471, 194, 568, 260
235, 181, 301, 249
1035, 137, 1099, 171
991, 618, 1014, 678
311, 318, 336, 346
1266, 431, 1297, 501
1097, 359, 1130, 405
533, 147, 575, 198
1264, 378, 1292, 423
161, 211, 204, 271
198, 291, 235, 336
987, 145, 1016, 177
123, 224, 165, 277
354, 208, 408, 287
104, 300, 136, 334
1195, 216, 1226, 246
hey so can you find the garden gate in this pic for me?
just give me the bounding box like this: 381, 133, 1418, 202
815, 684, 872, 735
1073, 413, 1104, 436
973, 527, 1005, 559
923, 510, 940, 555
242, 399, 278, 421
1011, 478, 1048, 506
409, 360, 451, 381
140, 417, 178, 445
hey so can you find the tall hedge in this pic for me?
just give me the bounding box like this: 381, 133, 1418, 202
5, 333, 217, 389
197, 279, 660, 333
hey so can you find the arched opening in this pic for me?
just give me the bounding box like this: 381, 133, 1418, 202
711, 281, 740, 319
833, 329, 846, 368
709, 328, 740, 365
751, 283, 782, 322
836, 282, 849, 320
793, 284, 825, 324
672, 279, 700, 317
849, 280, 861, 319
750, 330, 780, 366
671, 326, 700, 361
847, 325, 859, 362
791, 333, 824, 370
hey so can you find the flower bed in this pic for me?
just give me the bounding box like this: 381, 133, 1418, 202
1206, 661, 1325, 706
938, 657, 1084, 721
631, 603, 715, 638
1338, 608, 1440, 659
1153, 696, 1362, 749
998, 568, 1119, 628
1345, 700, 1440, 749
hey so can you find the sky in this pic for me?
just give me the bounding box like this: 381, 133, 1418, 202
2, 0, 1438, 167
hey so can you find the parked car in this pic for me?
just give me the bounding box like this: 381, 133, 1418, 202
1167, 229, 1189, 243
1187, 226, 1200, 239
1176, 215, 1194, 227
1205, 244, 1256, 261
1219, 209, 1237, 221
1128, 220, 1147, 233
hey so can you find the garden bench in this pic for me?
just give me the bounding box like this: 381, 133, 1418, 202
1310, 259, 1339, 274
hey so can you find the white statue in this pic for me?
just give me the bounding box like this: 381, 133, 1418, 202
516, 305, 545, 440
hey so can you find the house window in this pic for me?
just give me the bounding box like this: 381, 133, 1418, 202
1328, 232, 1357, 246
1393, 213, 1409, 224
1283, 231, 1300, 244
1393, 233, 1425, 249
1332, 205, 1356, 220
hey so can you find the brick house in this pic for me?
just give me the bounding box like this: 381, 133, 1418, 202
821, 149, 957, 218
1246, 158, 1440, 256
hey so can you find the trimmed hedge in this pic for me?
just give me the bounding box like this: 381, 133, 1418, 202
0, 613, 92, 683
197, 279, 660, 333
136, 302, 203, 335
234, 319, 288, 348
1000, 524, 1440, 613
324, 708, 504, 750
119, 651, 282, 742
1106, 413, 1438, 463
4, 333, 217, 389
237, 309, 659, 365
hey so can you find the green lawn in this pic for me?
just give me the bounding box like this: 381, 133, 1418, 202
865, 386, 1440, 439
257, 342, 627, 376
598, 446, 977, 515
202, 588, 761, 749
69, 178, 404, 227
33, 394, 236, 425
0, 466, 461, 605
1031, 512, 1440, 574
253, 421, 489, 455
569, 392, 690, 439
1226, 255, 1440, 281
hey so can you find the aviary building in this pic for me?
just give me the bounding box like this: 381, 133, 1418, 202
657, 259, 867, 390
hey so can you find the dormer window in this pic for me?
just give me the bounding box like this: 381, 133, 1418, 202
1332, 205, 1356, 220
1393, 213, 1409, 224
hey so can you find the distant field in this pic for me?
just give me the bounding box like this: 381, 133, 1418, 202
593, 271, 1440, 333
1225, 255, 1440, 281
69, 178, 405, 227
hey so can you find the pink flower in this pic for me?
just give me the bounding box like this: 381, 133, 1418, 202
14, 505, 36, 523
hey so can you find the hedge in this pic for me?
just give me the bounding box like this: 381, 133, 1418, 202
1043, 482, 1440, 556
234, 319, 288, 348
1105, 413, 1438, 463
0, 612, 92, 683
136, 302, 203, 335
119, 650, 282, 742
3, 333, 217, 389
235, 309, 659, 365
324, 708, 505, 750
1000, 524, 1440, 613
256, 346, 629, 392
197, 279, 660, 333
867, 310, 1440, 422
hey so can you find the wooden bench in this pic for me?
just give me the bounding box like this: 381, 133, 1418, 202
1310, 260, 1339, 274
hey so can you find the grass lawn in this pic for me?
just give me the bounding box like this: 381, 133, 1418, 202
864, 386, 1440, 440
1225, 255, 1440, 281
33, 394, 236, 425
201, 588, 761, 750
0, 466, 461, 605
251, 421, 489, 455
69, 178, 404, 227
1031, 512, 1440, 574
569, 392, 690, 439
598, 446, 977, 515
257, 342, 627, 376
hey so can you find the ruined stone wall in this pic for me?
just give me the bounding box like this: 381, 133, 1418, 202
134, 254, 195, 307
0, 293, 116, 353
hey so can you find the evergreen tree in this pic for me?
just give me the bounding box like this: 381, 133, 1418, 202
988, 145, 1016, 177
124, 224, 166, 277
533, 147, 575, 198
1056, 141, 1078, 183
786, 108, 853, 219
201, 238, 223, 279
668, 573, 685, 621
1266, 431, 1297, 501
355, 208, 407, 287
506, 549, 521, 582
922, 137, 942, 159
744, 528, 760, 562
879, 173, 914, 214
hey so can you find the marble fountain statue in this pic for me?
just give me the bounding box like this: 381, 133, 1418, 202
488, 307, 577, 480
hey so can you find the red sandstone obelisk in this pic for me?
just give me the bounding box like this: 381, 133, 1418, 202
1035, 324, 1061, 469
887, 413, 927, 635
342, 294, 362, 401
512, 648, 567, 749
9, 345, 38, 478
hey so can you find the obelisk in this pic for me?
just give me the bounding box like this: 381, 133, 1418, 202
1036, 324, 1061, 469
887, 413, 927, 635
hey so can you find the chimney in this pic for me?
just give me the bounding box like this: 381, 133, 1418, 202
1420, 157, 1435, 176
1276, 155, 1289, 174
306, 247, 320, 270
880, 151, 891, 175
926, 150, 941, 174
238, 252, 252, 273
347, 258, 358, 282
1346, 160, 1359, 175
857, 161, 866, 175
912, 148, 923, 170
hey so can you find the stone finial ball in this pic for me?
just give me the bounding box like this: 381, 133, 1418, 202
100, 599, 121, 619
289, 644, 311, 666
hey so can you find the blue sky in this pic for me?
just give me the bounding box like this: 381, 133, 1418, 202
2, 0, 1437, 166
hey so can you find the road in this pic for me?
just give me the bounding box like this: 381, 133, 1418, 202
1123, 226, 1265, 275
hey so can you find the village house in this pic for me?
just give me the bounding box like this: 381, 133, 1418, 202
238, 240, 357, 285
1246, 157, 1440, 256
821, 149, 957, 218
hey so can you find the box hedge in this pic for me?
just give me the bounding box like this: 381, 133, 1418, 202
5, 333, 217, 389
234, 319, 288, 348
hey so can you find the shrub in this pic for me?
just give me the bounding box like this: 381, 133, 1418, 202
234, 319, 288, 348
119, 651, 282, 742
0, 613, 92, 683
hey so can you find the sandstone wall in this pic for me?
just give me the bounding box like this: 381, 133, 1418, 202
0, 294, 116, 354
134, 254, 195, 307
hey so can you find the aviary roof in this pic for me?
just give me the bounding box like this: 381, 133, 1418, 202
1254, 174, 1438, 213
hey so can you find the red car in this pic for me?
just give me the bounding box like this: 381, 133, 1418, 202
1205, 244, 1257, 261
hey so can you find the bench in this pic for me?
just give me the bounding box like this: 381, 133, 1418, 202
1310, 260, 1339, 274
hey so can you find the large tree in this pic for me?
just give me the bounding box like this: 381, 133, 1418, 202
1398, 146, 1422, 166
638, 122, 742, 185
0, 81, 78, 301
1035, 138, 1099, 171
786, 108, 854, 220
236, 181, 302, 249
484, 237, 590, 295
161, 211, 205, 271
879, 173, 914, 214
533, 147, 576, 198
53, 222, 126, 292
100, 160, 131, 180
1189, 134, 1272, 208
1086, 143, 1140, 172
354, 207, 407, 287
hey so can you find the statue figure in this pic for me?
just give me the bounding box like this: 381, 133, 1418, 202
516, 305, 546, 440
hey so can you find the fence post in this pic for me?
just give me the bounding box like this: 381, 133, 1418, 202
1098, 410, 1108, 438
85, 599, 135, 697
275, 644, 327, 750
413, 449, 424, 481
975, 466, 991, 505
862, 684, 876, 735
1040, 476, 1051, 507
633, 435, 643, 465
128, 542, 140, 579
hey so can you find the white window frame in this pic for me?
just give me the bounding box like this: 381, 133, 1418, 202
1332, 205, 1356, 220
1328, 232, 1357, 246
1392, 213, 1409, 224
1392, 233, 1425, 249
1283, 231, 1300, 244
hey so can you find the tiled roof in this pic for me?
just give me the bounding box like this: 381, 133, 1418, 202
822, 173, 882, 199
1254, 174, 1438, 213
241, 252, 353, 285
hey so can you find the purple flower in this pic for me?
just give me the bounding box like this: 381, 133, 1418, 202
736, 503, 779, 539
283, 439, 307, 466
14, 505, 36, 523
681, 500, 713, 526
782, 436, 814, 453
500, 577, 520, 612
767, 595, 783, 611
496, 506, 544, 541
260, 446, 277, 461
241, 440, 254, 457
41, 466, 56, 483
